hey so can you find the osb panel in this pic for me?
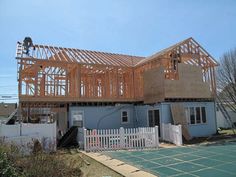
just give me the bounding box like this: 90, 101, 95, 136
170, 103, 191, 140
144, 64, 212, 103
143, 67, 165, 103
165, 64, 212, 99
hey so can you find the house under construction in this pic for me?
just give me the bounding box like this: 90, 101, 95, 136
16, 37, 218, 139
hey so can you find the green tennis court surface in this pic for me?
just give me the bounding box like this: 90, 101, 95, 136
103, 140, 236, 177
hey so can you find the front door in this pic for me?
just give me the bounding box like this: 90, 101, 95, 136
148, 109, 160, 136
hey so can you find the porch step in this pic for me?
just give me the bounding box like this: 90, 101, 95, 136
171, 103, 192, 141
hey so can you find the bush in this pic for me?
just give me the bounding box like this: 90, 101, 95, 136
0, 142, 24, 177
0, 152, 20, 177
20, 152, 82, 177
0, 140, 82, 177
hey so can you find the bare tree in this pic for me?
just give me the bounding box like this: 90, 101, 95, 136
217, 48, 236, 112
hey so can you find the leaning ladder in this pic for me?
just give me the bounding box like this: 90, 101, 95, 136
5, 108, 18, 124
216, 96, 236, 134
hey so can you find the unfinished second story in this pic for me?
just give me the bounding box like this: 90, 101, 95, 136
16, 37, 218, 103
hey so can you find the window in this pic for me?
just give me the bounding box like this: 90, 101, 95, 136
121, 110, 129, 123
201, 107, 206, 123
190, 107, 195, 124
185, 106, 207, 125
196, 107, 201, 123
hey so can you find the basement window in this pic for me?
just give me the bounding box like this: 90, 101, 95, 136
185, 106, 207, 125
121, 110, 129, 124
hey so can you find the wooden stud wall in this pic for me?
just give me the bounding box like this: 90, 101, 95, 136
16, 38, 218, 108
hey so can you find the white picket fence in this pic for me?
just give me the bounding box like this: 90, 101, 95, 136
84, 126, 159, 152
161, 123, 182, 146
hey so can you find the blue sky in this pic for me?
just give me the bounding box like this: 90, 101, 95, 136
0, 0, 236, 102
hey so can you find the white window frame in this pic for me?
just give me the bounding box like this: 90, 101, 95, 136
71, 110, 84, 127
185, 106, 207, 125
121, 110, 129, 124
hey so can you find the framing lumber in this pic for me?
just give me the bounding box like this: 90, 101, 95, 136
16, 38, 218, 121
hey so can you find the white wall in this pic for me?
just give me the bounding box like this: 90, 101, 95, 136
0, 123, 56, 151
21, 123, 56, 140
69, 104, 135, 129
216, 110, 233, 128
136, 102, 217, 138
0, 124, 20, 137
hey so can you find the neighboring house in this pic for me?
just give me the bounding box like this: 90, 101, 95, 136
216, 106, 236, 128
15, 37, 218, 139
0, 103, 17, 118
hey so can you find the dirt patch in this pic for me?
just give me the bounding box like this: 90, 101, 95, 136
60, 149, 123, 177
183, 129, 236, 145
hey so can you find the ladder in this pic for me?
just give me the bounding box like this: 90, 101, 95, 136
16, 42, 24, 58
216, 95, 236, 134
5, 108, 18, 124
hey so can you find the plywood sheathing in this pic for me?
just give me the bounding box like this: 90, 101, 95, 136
143, 67, 165, 103
170, 103, 192, 141
144, 64, 212, 104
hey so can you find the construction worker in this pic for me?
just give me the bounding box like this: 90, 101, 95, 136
23, 37, 33, 55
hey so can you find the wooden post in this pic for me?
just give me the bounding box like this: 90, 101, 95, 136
178, 124, 183, 146
41, 73, 45, 96
83, 128, 87, 151
120, 127, 125, 149
154, 126, 159, 148
34, 64, 38, 96
65, 67, 68, 96
77, 65, 81, 98
168, 123, 172, 142
161, 123, 164, 140
18, 60, 22, 97
212, 67, 217, 96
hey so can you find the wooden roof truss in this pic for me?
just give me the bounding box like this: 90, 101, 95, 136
16, 38, 218, 104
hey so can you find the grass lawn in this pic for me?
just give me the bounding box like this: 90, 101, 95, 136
218, 129, 236, 135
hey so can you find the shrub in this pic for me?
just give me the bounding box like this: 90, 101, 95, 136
19, 152, 82, 177
0, 143, 24, 177
0, 140, 82, 177
0, 152, 18, 177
